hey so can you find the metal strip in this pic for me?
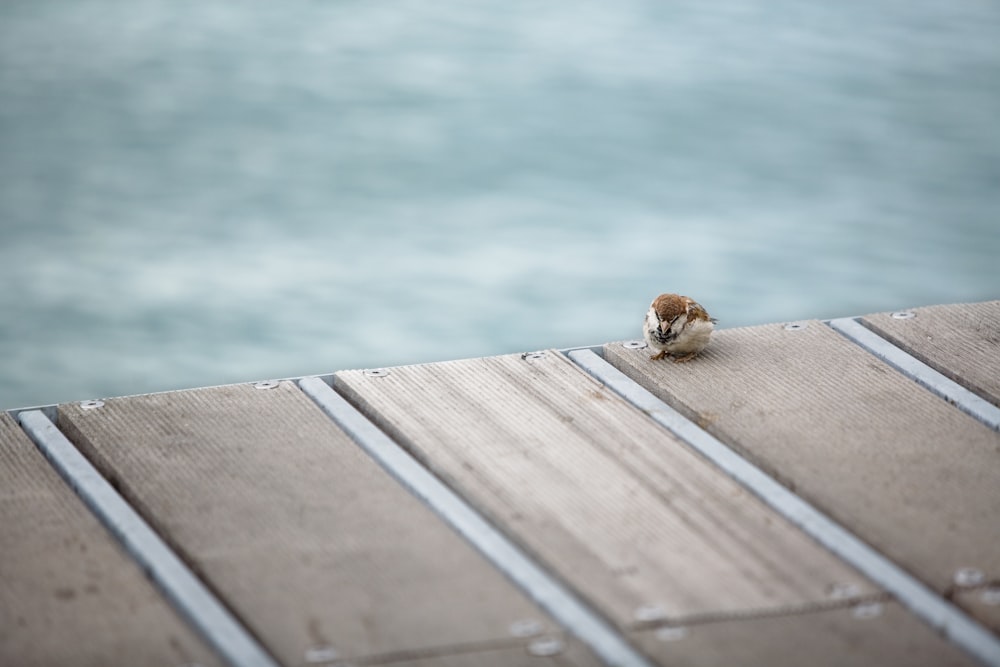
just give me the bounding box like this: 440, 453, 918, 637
16, 409, 279, 667
6, 402, 57, 422
297, 376, 654, 667
566, 349, 1000, 667
828, 317, 1000, 431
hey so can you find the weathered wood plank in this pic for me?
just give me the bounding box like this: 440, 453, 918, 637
604, 321, 1000, 626
333, 352, 974, 665
0, 413, 222, 667
57, 382, 601, 667
338, 352, 873, 622
629, 601, 975, 667
860, 301, 1000, 407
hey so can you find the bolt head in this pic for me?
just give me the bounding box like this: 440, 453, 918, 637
828, 583, 862, 599
363, 369, 390, 378
622, 340, 647, 350
633, 603, 665, 622
890, 311, 916, 320
784, 322, 808, 331
304, 645, 338, 662
80, 400, 104, 410
252, 381, 279, 390
656, 626, 688, 642
980, 587, 1000, 606
527, 636, 563, 657
954, 567, 986, 588
509, 619, 544, 638
852, 601, 883, 619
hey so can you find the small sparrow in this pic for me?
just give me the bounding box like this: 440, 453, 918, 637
643, 293, 716, 362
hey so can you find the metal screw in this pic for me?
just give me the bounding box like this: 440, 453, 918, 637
252, 380, 279, 390
509, 619, 544, 638
527, 636, 563, 657
633, 603, 665, 622
980, 587, 1000, 605
655, 626, 688, 642
954, 567, 986, 588
891, 311, 916, 320
829, 583, 862, 599
852, 601, 883, 619
304, 645, 338, 663
622, 340, 647, 350
784, 322, 808, 331
363, 368, 390, 378
522, 351, 547, 361
80, 400, 104, 410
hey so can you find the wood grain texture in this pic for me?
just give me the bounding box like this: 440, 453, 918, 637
334, 352, 877, 632
860, 300, 1000, 407
0, 413, 221, 667
604, 321, 1000, 605
57, 382, 597, 667
629, 601, 976, 667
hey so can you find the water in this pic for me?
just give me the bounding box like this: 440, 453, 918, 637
2, 1, 998, 410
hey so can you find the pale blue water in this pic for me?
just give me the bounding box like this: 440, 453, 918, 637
2, 1, 999, 410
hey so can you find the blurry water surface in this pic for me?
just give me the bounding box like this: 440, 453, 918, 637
2, 1, 999, 409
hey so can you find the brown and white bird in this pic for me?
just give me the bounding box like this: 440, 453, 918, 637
643, 293, 716, 362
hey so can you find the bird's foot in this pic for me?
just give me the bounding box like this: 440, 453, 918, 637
649, 350, 667, 361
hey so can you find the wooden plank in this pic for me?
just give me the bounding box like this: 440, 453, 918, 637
337, 352, 875, 622
860, 300, 1000, 407
297, 376, 650, 667
330, 352, 976, 665
603, 321, 1000, 623
0, 413, 222, 667
57, 382, 602, 667
628, 601, 975, 667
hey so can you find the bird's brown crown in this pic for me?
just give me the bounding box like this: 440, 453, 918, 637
651, 293, 694, 320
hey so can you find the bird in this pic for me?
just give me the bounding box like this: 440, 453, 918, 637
643, 293, 716, 362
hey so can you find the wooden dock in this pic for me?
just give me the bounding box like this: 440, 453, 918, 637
3, 300, 999, 667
